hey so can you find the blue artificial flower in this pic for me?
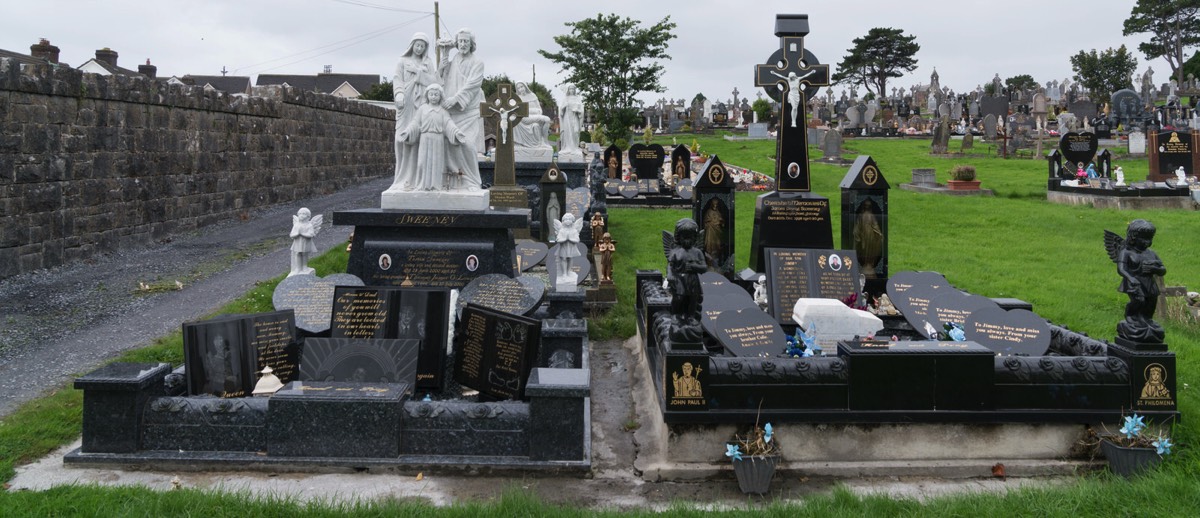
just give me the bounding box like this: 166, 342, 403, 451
1120, 414, 1147, 439
1153, 436, 1173, 455
422, 393, 432, 402
725, 443, 743, 461
764, 423, 774, 444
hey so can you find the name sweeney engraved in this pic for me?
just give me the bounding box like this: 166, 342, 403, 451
394, 214, 461, 226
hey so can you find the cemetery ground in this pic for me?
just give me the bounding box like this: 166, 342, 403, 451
1, 134, 1198, 514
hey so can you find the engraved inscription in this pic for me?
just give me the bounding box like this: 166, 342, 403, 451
764, 198, 828, 222
332, 290, 388, 338
251, 315, 295, 382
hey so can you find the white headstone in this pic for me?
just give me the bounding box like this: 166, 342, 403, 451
1128, 131, 1146, 154
791, 298, 884, 348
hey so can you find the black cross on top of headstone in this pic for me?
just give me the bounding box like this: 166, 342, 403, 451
753, 14, 830, 192
481, 83, 529, 187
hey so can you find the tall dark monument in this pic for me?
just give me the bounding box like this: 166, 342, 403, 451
691, 155, 736, 278
839, 155, 890, 298
748, 14, 834, 272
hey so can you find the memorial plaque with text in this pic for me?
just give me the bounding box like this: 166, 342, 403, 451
1058, 132, 1098, 167
361, 240, 492, 290
515, 240, 549, 272
183, 310, 298, 398
928, 291, 1001, 331
457, 273, 546, 317
272, 273, 364, 334
329, 286, 452, 390
964, 306, 1051, 356
763, 248, 860, 325
1155, 130, 1194, 177
628, 143, 666, 179
618, 182, 640, 199
453, 303, 542, 400
887, 271, 951, 337
702, 307, 787, 357
748, 193, 833, 271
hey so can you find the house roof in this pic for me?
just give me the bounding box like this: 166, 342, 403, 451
181, 75, 252, 94
78, 57, 142, 77
0, 47, 69, 67
255, 73, 379, 95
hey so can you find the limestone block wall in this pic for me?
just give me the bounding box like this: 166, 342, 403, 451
0, 59, 394, 278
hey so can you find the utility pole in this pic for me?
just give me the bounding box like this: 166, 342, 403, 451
434, 2, 441, 66
532, 64, 536, 86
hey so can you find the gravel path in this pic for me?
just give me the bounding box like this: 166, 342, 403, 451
0, 177, 391, 418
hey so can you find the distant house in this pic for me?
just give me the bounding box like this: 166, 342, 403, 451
172, 75, 253, 95
255, 72, 379, 99
76, 47, 158, 78
0, 38, 70, 67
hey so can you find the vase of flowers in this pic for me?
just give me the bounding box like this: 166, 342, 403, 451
725, 422, 779, 494
1100, 413, 1172, 478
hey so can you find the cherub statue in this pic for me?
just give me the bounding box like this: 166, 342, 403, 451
662, 218, 706, 343
552, 213, 584, 291
753, 275, 767, 310
288, 208, 322, 277
1105, 219, 1168, 344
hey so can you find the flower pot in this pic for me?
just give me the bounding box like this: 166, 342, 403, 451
731, 455, 779, 494
1100, 439, 1162, 477
947, 179, 981, 191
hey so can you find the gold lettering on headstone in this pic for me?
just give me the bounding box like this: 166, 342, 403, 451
670, 362, 704, 400
458, 312, 487, 380
1138, 363, 1172, 406
764, 199, 827, 222
723, 324, 778, 350
769, 249, 809, 322
970, 322, 1041, 344
332, 290, 388, 338
251, 316, 296, 382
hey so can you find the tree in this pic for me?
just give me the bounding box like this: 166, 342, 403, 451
1185, 51, 1200, 83
1005, 74, 1038, 95
539, 14, 677, 144
1069, 45, 1139, 102
1122, 0, 1200, 86
832, 27, 919, 98
751, 98, 772, 124
482, 74, 557, 118
691, 93, 706, 106
359, 80, 393, 102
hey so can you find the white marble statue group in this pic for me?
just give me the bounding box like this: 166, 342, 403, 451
386, 29, 485, 196
384, 30, 586, 205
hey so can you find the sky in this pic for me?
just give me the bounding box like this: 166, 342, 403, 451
1, 0, 1168, 107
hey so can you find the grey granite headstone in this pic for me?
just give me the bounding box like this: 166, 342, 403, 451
964, 306, 1051, 356
299, 337, 421, 386
748, 123, 769, 138
515, 240, 549, 272
457, 273, 546, 317
272, 273, 364, 333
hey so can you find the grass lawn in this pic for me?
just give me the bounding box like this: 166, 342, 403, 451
2, 133, 1197, 515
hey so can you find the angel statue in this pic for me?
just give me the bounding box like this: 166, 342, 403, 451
661, 218, 706, 344
1105, 219, 1167, 344
288, 208, 322, 277
552, 213, 584, 291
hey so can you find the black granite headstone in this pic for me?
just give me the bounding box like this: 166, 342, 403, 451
515, 240, 549, 272
886, 271, 951, 337
267, 380, 408, 458
838, 339, 994, 410
964, 306, 1051, 356
298, 337, 421, 388
763, 247, 861, 325
702, 307, 787, 358
693, 155, 737, 277
329, 286, 452, 390
617, 181, 640, 199
1155, 130, 1194, 177
454, 303, 543, 400
628, 143, 666, 180
183, 310, 299, 398
928, 291, 1001, 330
1059, 132, 1098, 168
272, 273, 364, 334
676, 178, 694, 200
457, 273, 546, 317
748, 192, 834, 272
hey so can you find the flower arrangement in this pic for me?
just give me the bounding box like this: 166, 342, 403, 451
1109, 413, 1172, 455
950, 164, 976, 181
726, 421, 776, 460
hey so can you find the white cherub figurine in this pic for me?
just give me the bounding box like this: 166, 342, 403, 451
552, 213, 584, 291
289, 208, 322, 277
753, 275, 767, 309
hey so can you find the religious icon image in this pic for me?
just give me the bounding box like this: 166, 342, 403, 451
671, 361, 703, 399
854, 198, 884, 277
702, 199, 726, 270
1140, 364, 1171, 400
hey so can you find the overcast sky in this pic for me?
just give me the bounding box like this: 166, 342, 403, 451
2, 0, 1165, 106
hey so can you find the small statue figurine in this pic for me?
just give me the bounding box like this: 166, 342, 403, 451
289, 208, 322, 277
1105, 219, 1168, 344
552, 213, 584, 291
1086, 163, 1098, 179
596, 232, 616, 284
665, 218, 706, 343
590, 211, 605, 243
252, 366, 283, 396
875, 293, 899, 316
753, 275, 768, 310
1175, 166, 1187, 185
1114, 166, 1126, 186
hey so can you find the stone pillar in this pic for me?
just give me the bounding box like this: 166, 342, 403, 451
75, 363, 171, 453
526, 368, 590, 461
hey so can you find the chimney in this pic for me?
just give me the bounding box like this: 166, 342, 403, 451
95, 48, 118, 68
138, 59, 157, 79
30, 38, 60, 64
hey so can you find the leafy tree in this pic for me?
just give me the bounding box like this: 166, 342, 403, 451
1005, 74, 1038, 94
751, 98, 772, 123
481, 74, 557, 117
691, 93, 706, 106
1069, 45, 1139, 102
1183, 50, 1200, 83
359, 80, 393, 102
539, 14, 677, 144
832, 27, 920, 98
1122, 0, 1200, 86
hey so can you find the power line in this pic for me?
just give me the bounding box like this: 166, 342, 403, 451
328, 0, 433, 14
234, 15, 430, 74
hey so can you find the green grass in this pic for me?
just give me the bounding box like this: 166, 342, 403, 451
2, 134, 1199, 514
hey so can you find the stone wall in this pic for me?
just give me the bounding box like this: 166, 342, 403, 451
0, 58, 394, 278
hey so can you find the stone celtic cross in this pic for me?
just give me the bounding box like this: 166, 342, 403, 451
480, 83, 529, 187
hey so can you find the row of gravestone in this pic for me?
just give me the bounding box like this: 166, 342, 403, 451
189, 269, 558, 404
